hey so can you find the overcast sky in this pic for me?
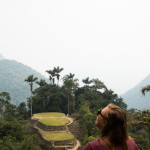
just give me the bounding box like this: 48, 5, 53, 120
0, 0, 150, 95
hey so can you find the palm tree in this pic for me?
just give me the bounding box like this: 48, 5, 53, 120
46, 69, 56, 84
25, 74, 38, 118
63, 73, 79, 116
36, 79, 47, 86
66, 73, 75, 79
54, 66, 64, 85
82, 77, 93, 88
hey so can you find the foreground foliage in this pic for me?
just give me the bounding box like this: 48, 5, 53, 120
0, 92, 46, 150
0, 118, 46, 150
128, 109, 150, 149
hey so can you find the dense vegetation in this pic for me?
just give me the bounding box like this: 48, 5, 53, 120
0, 66, 150, 149
0, 92, 46, 150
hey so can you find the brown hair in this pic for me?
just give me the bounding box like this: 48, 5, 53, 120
100, 103, 128, 150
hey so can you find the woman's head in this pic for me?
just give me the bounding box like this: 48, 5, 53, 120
96, 103, 128, 148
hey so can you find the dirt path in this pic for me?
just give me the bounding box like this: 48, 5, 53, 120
64, 116, 74, 125
68, 140, 81, 150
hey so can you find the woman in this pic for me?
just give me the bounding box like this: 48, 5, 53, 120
82, 103, 139, 150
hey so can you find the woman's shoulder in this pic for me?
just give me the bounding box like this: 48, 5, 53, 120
82, 140, 107, 150
89, 140, 101, 146
128, 138, 140, 150
82, 138, 140, 150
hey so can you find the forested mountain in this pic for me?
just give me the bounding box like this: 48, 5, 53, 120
122, 75, 150, 110
0, 59, 48, 105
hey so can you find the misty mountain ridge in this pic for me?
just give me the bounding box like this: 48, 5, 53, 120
0, 58, 48, 106
122, 74, 150, 110
0, 53, 5, 59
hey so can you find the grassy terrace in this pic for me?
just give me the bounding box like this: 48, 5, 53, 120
34, 112, 69, 126
39, 118, 69, 126
34, 112, 74, 141
34, 112, 65, 117
42, 132, 74, 141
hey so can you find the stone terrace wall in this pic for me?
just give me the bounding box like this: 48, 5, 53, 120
29, 118, 39, 126
68, 119, 84, 140
54, 138, 76, 146
36, 121, 66, 131
27, 120, 52, 150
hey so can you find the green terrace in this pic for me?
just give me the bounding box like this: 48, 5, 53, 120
42, 132, 74, 141
39, 118, 69, 126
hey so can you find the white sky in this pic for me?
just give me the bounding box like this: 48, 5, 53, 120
0, 0, 150, 95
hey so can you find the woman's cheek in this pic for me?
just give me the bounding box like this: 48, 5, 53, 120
95, 117, 98, 125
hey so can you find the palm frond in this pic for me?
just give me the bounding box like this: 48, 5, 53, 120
141, 85, 150, 95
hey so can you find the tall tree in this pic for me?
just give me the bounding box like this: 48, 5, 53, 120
63, 73, 79, 115
91, 78, 107, 91
17, 102, 28, 119
0, 92, 11, 117
24, 74, 38, 118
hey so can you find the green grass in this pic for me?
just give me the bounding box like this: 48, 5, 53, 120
39, 118, 69, 126
42, 132, 74, 141
34, 112, 65, 117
